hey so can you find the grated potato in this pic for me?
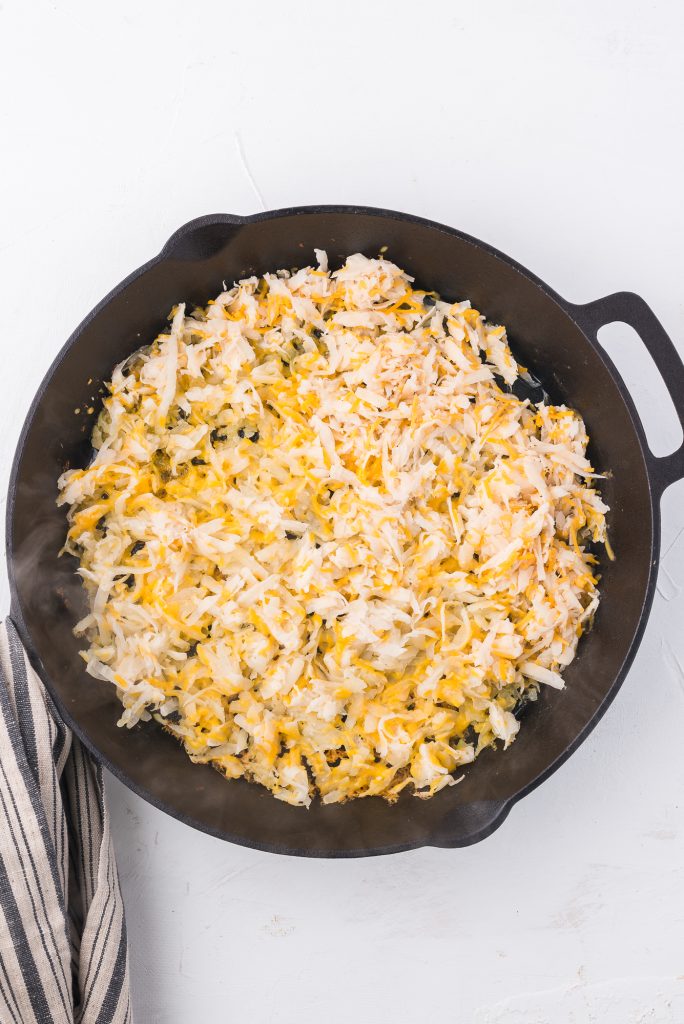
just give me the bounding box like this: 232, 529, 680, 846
58, 252, 610, 806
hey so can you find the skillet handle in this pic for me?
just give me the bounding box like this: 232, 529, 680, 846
429, 799, 511, 848
570, 292, 684, 498
161, 213, 246, 260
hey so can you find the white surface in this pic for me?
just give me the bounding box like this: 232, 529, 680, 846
2, 1, 684, 1021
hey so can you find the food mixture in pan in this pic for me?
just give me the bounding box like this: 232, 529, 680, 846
58, 252, 610, 806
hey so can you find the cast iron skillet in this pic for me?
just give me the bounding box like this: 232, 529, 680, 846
7, 206, 684, 857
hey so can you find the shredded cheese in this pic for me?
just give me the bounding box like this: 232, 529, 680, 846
58, 252, 609, 807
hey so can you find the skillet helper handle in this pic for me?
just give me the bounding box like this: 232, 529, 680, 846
161, 213, 246, 260
429, 799, 510, 848
571, 292, 684, 498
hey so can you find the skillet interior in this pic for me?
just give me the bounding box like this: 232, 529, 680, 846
7, 208, 655, 855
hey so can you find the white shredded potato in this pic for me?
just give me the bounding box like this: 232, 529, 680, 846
58, 252, 610, 806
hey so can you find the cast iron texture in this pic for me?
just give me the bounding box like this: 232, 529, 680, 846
7, 207, 684, 857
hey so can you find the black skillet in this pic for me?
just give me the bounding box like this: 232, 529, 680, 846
7, 206, 684, 856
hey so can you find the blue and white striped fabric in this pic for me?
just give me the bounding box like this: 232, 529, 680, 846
0, 620, 132, 1024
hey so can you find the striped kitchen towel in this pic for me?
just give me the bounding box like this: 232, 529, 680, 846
0, 619, 132, 1024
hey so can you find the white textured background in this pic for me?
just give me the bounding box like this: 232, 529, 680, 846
2, 1, 684, 1021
